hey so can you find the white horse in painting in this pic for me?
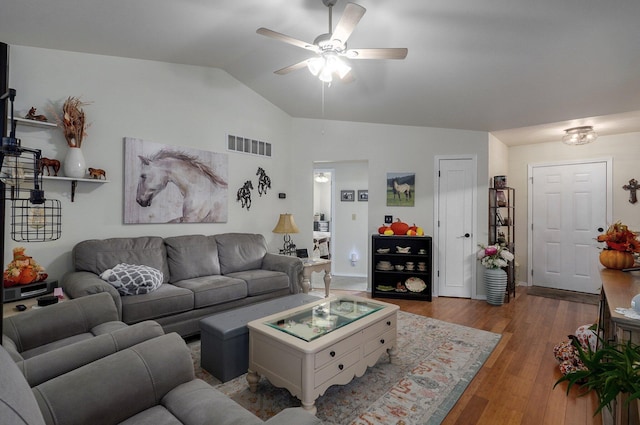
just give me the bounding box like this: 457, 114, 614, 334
136, 149, 228, 222
393, 179, 412, 200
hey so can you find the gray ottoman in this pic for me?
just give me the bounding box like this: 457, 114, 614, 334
200, 293, 321, 382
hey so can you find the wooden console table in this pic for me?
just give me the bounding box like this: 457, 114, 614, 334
599, 268, 640, 425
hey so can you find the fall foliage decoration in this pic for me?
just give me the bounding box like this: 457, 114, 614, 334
53, 96, 91, 148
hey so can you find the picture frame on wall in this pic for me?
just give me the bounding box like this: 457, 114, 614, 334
358, 190, 368, 201
386, 172, 415, 207
341, 190, 355, 202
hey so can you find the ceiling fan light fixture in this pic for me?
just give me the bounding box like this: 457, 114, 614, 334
307, 57, 325, 76
562, 126, 597, 145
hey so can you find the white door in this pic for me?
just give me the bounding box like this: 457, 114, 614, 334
530, 161, 609, 294
436, 157, 476, 298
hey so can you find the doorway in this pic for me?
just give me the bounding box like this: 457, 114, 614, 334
313, 169, 333, 261
434, 156, 477, 298
529, 159, 611, 294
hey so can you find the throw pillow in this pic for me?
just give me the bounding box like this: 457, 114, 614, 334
100, 263, 163, 296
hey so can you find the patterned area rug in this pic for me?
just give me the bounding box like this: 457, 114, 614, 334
189, 311, 501, 425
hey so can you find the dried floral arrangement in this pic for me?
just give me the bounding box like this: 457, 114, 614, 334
53, 96, 91, 148
597, 221, 640, 253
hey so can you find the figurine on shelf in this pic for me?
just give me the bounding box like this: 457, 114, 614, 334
88, 167, 106, 180
24, 107, 48, 122
39, 157, 61, 176
3, 247, 47, 287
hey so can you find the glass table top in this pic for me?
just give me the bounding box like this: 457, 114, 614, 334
264, 297, 385, 342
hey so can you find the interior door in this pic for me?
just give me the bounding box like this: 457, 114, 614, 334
531, 161, 609, 294
436, 157, 476, 298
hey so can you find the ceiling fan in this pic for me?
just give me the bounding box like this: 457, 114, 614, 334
257, 0, 408, 83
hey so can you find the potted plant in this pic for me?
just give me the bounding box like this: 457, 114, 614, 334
554, 336, 640, 417
597, 222, 640, 269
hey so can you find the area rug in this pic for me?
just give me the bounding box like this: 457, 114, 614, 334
189, 311, 501, 425
527, 285, 599, 305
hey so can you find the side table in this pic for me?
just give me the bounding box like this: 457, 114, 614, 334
3, 289, 66, 318
301, 259, 332, 297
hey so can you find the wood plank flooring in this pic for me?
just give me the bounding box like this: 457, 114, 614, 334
344, 286, 602, 425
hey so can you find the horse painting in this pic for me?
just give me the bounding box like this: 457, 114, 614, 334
256, 167, 271, 196
135, 149, 228, 223
393, 179, 412, 200
237, 180, 253, 210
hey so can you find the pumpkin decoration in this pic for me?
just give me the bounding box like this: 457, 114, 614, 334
378, 225, 390, 235
599, 249, 635, 270
407, 223, 424, 236
3, 247, 47, 287
390, 219, 410, 236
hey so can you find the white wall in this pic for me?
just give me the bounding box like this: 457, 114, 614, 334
6, 45, 294, 280
507, 131, 640, 280
289, 119, 490, 294
6, 45, 493, 298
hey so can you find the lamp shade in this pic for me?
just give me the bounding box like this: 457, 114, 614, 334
272, 213, 300, 234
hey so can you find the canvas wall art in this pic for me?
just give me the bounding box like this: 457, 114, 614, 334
124, 137, 229, 223
387, 172, 415, 207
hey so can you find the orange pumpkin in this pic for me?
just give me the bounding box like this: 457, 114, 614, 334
378, 225, 390, 234
17, 267, 39, 284
390, 219, 410, 236
599, 250, 635, 270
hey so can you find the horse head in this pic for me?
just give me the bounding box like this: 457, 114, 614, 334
136, 155, 169, 207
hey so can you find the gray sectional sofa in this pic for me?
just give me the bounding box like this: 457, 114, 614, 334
61, 233, 305, 337
0, 331, 323, 425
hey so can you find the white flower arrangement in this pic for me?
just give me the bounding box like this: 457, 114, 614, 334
477, 244, 514, 269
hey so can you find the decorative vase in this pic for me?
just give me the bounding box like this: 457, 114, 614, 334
484, 267, 507, 306
63, 147, 86, 178
599, 249, 635, 270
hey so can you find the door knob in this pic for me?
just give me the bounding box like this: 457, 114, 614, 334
463, 233, 470, 238
597, 227, 604, 232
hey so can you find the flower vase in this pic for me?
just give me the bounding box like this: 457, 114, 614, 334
484, 267, 507, 306
64, 147, 86, 178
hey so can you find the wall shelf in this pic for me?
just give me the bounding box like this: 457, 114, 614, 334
42, 176, 109, 202
8, 116, 57, 129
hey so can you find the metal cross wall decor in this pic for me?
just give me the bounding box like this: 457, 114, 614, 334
623, 178, 639, 204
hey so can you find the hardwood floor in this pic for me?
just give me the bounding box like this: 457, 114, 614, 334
346, 286, 602, 425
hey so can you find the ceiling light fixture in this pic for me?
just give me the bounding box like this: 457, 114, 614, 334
307, 53, 351, 83
562, 126, 598, 145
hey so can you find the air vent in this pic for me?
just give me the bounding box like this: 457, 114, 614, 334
227, 134, 272, 157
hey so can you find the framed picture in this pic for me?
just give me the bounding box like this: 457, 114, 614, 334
124, 137, 228, 223
387, 172, 415, 207
341, 190, 355, 202
358, 190, 368, 201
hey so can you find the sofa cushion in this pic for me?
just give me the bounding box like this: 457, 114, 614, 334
100, 263, 164, 296
165, 235, 221, 282
172, 276, 247, 308
118, 405, 182, 425
215, 233, 267, 274
121, 284, 193, 324
225, 270, 289, 296
72, 236, 170, 283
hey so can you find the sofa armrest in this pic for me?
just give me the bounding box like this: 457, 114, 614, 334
3, 293, 119, 353
33, 333, 194, 425
61, 270, 123, 317
18, 320, 165, 387
262, 253, 304, 294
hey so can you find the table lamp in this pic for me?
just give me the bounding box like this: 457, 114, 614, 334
272, 213, 299, 255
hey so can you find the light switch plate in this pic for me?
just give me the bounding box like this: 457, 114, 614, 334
384, 215, 393, 224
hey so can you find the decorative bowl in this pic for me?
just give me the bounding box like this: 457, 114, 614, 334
396, 246, 411, 254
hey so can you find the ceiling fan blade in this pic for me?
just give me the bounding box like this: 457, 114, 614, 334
346, 48, 408, 60
257, 28, 318, 52
331, 3, 366, 45
274, 60, 310, 75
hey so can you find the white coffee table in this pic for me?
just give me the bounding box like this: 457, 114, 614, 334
247, 295, 398, 414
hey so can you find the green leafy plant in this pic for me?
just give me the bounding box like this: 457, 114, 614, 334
554, 336, 640, 415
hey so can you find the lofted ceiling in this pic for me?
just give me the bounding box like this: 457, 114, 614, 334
1, 0, 640, 145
